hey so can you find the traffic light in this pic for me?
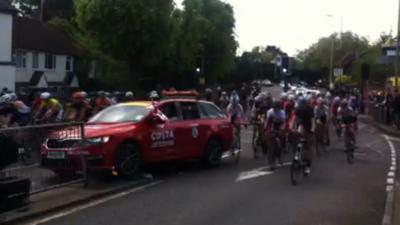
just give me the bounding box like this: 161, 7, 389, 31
281, 56, 289, 74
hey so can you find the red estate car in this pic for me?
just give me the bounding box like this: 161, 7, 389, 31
41, 99, 234, 177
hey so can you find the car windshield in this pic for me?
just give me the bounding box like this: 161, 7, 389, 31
89, 105, 151, 123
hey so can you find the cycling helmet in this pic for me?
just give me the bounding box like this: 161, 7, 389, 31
81, 91, 88, 98
288, 94, 295, 101
97, 91, 106, 97
221, 91, 227, 96
281, 93, 288, 100
0, 94, 12, 104
149, 90, 159, 99
9, 93, 18, 101
205, 88, 212, 93
72, 91, 84, 100
40, 92, 51, 100
230, 94, 240, 105
125, 91, 134, 97
333, 96, 341, 103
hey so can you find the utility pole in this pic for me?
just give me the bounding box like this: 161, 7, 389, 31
329, 36, 335, 90
395, 0, 400, 91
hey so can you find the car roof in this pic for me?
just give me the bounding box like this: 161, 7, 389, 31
159, 98, 212, 105
120, 101, 153, 107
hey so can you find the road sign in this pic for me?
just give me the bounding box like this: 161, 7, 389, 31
334, 68, 343, 77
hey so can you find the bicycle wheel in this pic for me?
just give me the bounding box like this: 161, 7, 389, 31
290, 161, 302, 185
346, 150, 354, 164
267, 138, 278, 170
252, 125, 258, 159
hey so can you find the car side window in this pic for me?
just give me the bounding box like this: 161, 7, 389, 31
199, 102, 225, 119
180, 102, 201, 120
159, 102, 179, 121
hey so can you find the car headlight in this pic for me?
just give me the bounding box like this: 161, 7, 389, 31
83, 136, 110, 146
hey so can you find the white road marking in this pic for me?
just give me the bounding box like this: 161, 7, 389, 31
383, 135, 398, 225
25, 181, 163, 225
235, 162, 292, 182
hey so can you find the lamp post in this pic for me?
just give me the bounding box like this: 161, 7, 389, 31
327, 14, 335, 90
395, 0, 400, 91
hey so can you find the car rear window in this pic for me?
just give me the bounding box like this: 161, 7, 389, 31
198, 102, 225, 119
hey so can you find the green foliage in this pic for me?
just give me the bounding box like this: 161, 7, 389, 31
75, 0, 175, 81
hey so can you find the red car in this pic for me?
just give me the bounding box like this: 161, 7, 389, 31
41, 98, 234, 177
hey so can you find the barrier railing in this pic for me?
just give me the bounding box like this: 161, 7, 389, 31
0, 122, 87, 194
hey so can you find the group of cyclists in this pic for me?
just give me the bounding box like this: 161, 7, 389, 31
0, 90, 135, 128
218, 84, 359, 174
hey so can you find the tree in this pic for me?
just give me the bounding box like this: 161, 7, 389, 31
75, 0, 175, 83
296, 31, 370, 84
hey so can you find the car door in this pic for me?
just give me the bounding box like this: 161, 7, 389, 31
144, 102, 183, 161
176, 101, 206, 158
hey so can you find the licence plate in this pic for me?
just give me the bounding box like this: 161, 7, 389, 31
47, 151, 65, 159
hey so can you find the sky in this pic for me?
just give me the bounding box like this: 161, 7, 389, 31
174, 0, 398, 56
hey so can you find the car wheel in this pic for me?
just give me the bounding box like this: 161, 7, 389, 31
204, 138, 223, 167
115, 142, 142, 178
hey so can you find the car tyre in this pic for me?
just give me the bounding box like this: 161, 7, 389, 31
115, 142, 142, 178
204, 138, 223, 167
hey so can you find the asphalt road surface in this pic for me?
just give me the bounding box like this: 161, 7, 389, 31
21, 120, 395, 225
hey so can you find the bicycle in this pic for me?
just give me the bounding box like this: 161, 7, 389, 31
343, 123, 356, 164
265, 129, 282, 170
290, 136, 307, 185
314, 119, 328, 155
231, 124, 241, 163
252, 117, 265, 160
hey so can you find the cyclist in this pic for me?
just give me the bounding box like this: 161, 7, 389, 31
149, 90, 160, 101
9, 93, 31, 126
226, 93, 246, 150
338, 99, 358, 147
0, 94, 17, 127
64, 92, 92, 122
331, 96, 342, 135
34, 92, 63, 123
92, 91, 113, 115
292, 97, 315, 175
284, 94, 296, 118
219, 91, 230, 111
264, 101, 286, 156
124, 91, 135, 102
314, 98, 330, 146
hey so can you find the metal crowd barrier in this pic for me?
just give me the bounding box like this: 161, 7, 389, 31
367, 101, 393, 125
0, 122, 87, 195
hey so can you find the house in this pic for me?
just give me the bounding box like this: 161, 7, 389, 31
13, 17, 80, 93
0, 0, 16, 91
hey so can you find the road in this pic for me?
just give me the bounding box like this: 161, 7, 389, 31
23, 127, 395, 223
20, 85, 396, 225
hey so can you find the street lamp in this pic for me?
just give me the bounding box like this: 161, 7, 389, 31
326, 14, 335, 90
395, 0, 400, 91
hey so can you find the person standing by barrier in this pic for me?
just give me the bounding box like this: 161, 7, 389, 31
392, 90, 400, 130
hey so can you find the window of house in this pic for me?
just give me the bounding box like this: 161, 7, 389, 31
32, 52, 39, 69
15, 51, 26, 68
66, 56, 73, 71
180, 102, 200, 120
45, 54, 56, 70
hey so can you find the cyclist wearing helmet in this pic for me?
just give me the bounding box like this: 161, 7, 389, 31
219, 91, 230, 111
292, 97, 315, 174
149, 90, 160, 101
64, 92, 92, 122
265, 101, 286, 134
284, 94, 296, 118
226, 93, 245, 127
8, 93, 31, 126
0, 94, 17, 127
34, 92, 63, 123
124, 91, 134, 102
338, 99, 358, 144
314, 97, 330, 146
93, 91, 113, 115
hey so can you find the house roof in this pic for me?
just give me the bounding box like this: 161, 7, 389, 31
0, 0, 17, 14
13, 17, 80, 56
